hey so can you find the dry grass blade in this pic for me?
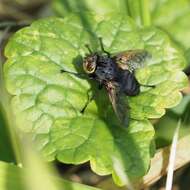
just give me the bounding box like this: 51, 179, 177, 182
165, 120, 181, 190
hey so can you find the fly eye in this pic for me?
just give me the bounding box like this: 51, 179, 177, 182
83, 60, 96, 74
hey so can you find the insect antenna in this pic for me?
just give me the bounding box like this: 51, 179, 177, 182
98, 37, 110, 57
85, 44, 93, 54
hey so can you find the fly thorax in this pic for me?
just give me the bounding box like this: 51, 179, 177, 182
95, 56, 117, 81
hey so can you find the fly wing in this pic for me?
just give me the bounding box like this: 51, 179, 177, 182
106, 81, 129, 127
113, 50, 151, 72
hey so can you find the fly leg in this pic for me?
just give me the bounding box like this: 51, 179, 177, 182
140, 84, 155, 88
98, 82, 103, 90
85, 37, 110, 57
81, 83, 103, 113
60, 69, 87, 79
98, 37, 111, 57
80, 81, 103, 114
80, 89, 94, 114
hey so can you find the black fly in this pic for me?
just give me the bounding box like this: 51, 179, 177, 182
61, 38, 154, 127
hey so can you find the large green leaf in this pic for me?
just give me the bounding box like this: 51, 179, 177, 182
52, 0, 190, 50
4, 13, 188, 186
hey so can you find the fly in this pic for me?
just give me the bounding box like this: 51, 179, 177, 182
61, 38, 154, 127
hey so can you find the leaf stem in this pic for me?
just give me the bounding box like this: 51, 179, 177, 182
0, 104, 23, 166
123, 0, 131, 16
140, 0, 151, 26
0, 28, 23, 166
125, 0, 141, 26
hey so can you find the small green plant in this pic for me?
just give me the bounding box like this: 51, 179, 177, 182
1, 0, 190, 189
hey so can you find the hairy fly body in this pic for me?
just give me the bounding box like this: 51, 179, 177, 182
61, 38, 153, 127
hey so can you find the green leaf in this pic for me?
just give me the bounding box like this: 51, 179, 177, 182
155, 104, 190, 148
52, 0, 143, 25
0, 161, 100, 190
171, 95, 190, 115
4, 13, 188, 186
185, 48, 190, 64
151, 0, 190, 49
52, 0, 190, 49
52, 0, 128, 16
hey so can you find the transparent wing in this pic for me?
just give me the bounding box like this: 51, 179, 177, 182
113, 50, 151, 72
106, 81, 129, 127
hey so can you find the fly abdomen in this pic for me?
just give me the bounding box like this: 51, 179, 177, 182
120, 70, 140, 96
